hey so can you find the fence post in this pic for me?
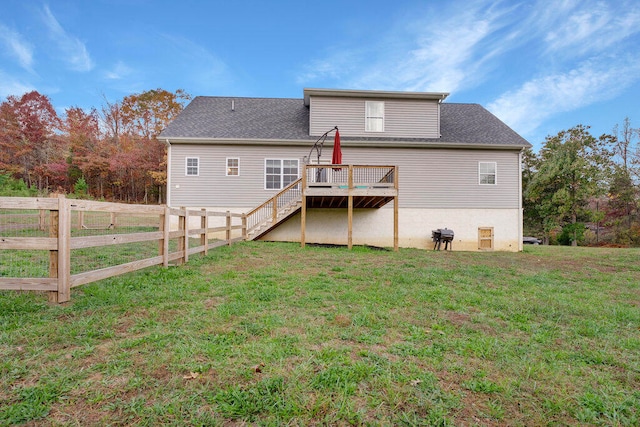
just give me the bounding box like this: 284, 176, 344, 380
55, 195, 71, 303
48, 198, 59, 303
159, 207, 169, 267
226, 211, 232, 246
177, 208, 185, 265
201, 208, 208, 256
39, 209, 46, 231
184, 208, 189, 263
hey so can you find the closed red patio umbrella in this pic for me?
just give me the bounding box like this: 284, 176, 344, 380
332, 128, 342, 170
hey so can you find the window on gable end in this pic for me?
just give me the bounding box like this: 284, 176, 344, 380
479, 162, 497, 185
365, 101, 384, 132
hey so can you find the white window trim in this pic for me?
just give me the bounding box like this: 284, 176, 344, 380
479, 161, 497, 185
365, 101, 384, 133
226, 157, 240, 176
185, 157, 199, 176
264, 158, 299, 190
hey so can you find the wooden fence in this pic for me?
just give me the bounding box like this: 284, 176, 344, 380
0, 195, 246, 303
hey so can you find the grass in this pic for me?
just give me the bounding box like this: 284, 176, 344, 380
1, 242, 639, 425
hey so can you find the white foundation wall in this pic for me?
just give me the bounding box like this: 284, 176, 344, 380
266, 208, 522, 252
173, 207, 523, 252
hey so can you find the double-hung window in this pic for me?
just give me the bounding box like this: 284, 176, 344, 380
226, 158, 239, 176
265, 159, 299, 190
186, 157, 199, 176
479, 162, 497, 185
365, 101, 384, 132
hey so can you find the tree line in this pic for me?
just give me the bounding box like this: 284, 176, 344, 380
1, 88, 639, 246
524, 119, 640, 246
0, 89, 190, 203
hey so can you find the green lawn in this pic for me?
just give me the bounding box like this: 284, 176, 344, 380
1, 242, 639, 426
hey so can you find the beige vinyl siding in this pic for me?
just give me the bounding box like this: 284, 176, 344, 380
169, 144, 520, 209
346, 147, 521, 209
309, 96, 440, 138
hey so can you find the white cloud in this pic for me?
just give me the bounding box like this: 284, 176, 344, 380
297, 0, 522, 93
487, 57, 640, 136
542, 0, 640, 56
104, 61, 133, 80
41, 5, 94, 72
0, 24, 34, 71
0, 70, 35, 98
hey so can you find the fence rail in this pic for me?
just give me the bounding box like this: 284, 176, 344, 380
0, 195, 246, 303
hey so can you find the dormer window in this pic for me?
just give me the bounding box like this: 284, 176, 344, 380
365, 101, 384, 132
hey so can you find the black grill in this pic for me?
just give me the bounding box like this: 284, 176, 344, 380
432, 228, 454, 251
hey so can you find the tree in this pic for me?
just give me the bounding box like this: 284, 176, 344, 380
0, 91, 63, 191
521, 147, 545, 238
606, 118, 639, 243
63, 106, 106, 196
101, 88, 190, 203
525, 125, 612, 246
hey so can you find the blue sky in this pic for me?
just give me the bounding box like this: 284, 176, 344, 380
1, 0, 639, 149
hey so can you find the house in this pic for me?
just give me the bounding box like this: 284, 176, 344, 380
160, 88, 531, 251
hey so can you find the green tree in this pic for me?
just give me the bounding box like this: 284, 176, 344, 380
525, 125, 612, 246
521, 147, 544, 238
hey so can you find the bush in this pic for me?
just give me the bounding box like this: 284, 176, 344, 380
558, 223, 586, 246
73, 177, 88, 197
0, 174, 37, 197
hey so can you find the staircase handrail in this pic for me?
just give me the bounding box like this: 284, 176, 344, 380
245, 178, 302, 234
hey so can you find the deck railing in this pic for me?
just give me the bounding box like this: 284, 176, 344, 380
304, 165, 397, 189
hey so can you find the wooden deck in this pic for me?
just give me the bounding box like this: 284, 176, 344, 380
301, 165, 399, 250
245, 165, 399, 250
304, 164, 397, 209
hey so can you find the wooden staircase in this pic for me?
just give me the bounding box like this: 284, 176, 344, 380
245, 179, 303, 240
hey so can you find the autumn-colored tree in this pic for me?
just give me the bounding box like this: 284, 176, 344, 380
63, 106, 108, 196
604, 118, 639, 243
101, 88, 190, 202
0, 91, 63, 191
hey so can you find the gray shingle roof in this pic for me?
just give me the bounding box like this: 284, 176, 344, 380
160, 95, 531, 148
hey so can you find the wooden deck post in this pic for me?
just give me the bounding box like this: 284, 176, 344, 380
394, 166, 399, 252
301, 167, 307, 248
348, 166, 353, 249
